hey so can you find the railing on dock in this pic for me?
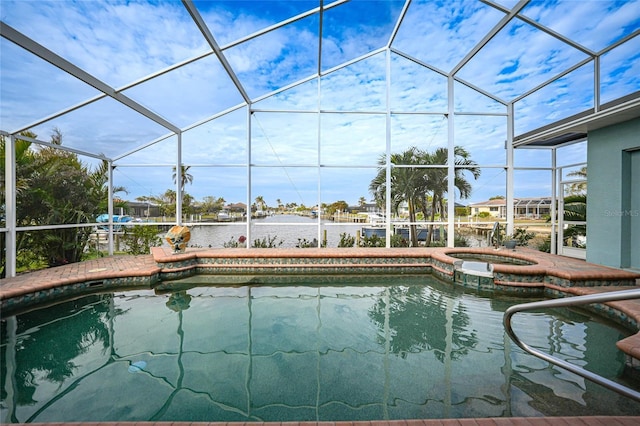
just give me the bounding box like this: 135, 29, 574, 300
504, 288, 640, 402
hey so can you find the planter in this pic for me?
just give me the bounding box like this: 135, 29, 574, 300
504, 239, 518, 249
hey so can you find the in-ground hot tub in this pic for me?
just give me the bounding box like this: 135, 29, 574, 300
444, 250, 538, 290
448, 251, 536, 266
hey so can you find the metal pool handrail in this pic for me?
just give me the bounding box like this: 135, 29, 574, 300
489, 221, 500, 247
504, 288, 640, 402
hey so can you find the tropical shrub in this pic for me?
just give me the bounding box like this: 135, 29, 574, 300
223, 235, 247, 248
391, 234, 409, 247
1, 130, 122, 273
360, 234, 385, 247
296, 238, 318, 248
513, 227, 535, 246
122, 225, 162, 255
338, 232, 356, 247
251, 235, 283, 248
537, 236, 552, 253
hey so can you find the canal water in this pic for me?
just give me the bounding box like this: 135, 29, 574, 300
187, 214, 364, 248
184, 215, 486, 248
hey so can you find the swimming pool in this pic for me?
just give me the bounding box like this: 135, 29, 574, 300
1, 274, 639, 422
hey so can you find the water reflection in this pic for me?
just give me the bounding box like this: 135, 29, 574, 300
1, 281, 638, 423
368, 285, 478, 361
165, 291, 192, 312
1, 294, 115, 422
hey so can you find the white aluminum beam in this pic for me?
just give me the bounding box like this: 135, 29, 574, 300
387, 0, 411, 48
182, 0, 251, 105
512, 56, 594, 104
9, 133, 110, 161
10, 50, 215, 136
222, 0, 348, 51
0, 22, 181, 135
451, 0, 529, 76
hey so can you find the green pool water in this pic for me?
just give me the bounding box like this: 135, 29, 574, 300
1, 274, 639, 422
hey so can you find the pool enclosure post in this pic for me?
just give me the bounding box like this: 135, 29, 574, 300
551, 148, 558, 254
107, 161, 115, 256
505, 103, 515, 237
246, 108, 252, 246
4, 134, 17, 277
385, 49, 392, 248
447, 75, 455, 247
316, 59, 323, 247
176, 132, 183, 226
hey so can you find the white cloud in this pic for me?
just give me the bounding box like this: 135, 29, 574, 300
457, 18, 589, 101
1, 0, 635, 206
522, 0, 640, 52
392, 0, 506, 72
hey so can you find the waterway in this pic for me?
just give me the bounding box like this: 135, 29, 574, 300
184, 214, 487, 248
187, 214, 365, 248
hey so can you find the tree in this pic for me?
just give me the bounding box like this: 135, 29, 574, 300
201, 196, 225, 214
562, 193, 586, 247
358, 196, 367, 207
1, 129, 120, 270
326, 200, 349, 216
369, 146, 480, 247
172, 165, 193, 193
153, 189, 177, 217
370, 147, 428, 247
182, 193, 194, 216
91, 160, 128, 213
255, 195, 266, 211
566, 166, 587, 195
422, 147, 480, 245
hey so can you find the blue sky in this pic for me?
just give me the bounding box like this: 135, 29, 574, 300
1, 0, 639, 209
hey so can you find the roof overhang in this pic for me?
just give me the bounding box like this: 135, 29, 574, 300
513, 91, 640, 148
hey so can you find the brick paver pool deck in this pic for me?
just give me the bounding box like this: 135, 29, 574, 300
2, 247, 639, 426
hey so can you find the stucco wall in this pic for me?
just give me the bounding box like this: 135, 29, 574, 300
586, 117, 640, 269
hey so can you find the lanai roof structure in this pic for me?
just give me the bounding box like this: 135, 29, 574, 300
1, 0, 639, 273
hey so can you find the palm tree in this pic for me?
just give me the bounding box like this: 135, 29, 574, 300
566, 166, 587, 195
422, 147, 480, 245
369, 146, 480, 247
562, 193, 586, 247
255, 195, 266, 211
172, 165, 193, 193
370, 147, 425, 246
90, 160, 128, 213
